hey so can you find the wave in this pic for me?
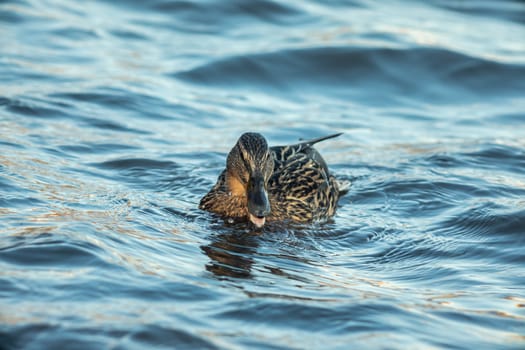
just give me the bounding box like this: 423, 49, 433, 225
174, 46, 525, 103
93, 158, 177, 170
434, 0, 525, 25
0, 238, 107, 268
106, 0, 306, 26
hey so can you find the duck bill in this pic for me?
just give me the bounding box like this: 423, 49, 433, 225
247, 177, 270, 228
249, 213, 266, 228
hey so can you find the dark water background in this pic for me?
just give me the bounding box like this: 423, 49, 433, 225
1, 0, 525, 349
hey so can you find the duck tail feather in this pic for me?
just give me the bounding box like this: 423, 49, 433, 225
299, 132, 343, 147
337, 179, 352, 196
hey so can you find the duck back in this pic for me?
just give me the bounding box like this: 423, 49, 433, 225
266, 133, 342, 223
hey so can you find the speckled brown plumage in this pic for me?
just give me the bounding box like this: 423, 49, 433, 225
199, 132, 343, 227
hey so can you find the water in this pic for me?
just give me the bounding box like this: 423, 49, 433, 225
1, 0, 524, 349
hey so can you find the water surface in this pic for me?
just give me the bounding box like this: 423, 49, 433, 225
1, 0, 525, 349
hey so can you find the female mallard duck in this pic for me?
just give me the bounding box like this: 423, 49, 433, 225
199, 132, 343, 228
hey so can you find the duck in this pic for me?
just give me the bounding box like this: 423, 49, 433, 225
199, 132, 344, 228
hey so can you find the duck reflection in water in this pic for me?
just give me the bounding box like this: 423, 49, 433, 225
201, 230, 259, 279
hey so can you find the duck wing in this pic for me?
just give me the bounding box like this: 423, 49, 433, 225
267, 133, 342, 222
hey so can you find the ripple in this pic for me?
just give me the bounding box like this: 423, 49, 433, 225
122, 324, 219, 350
85, 118, 151, 134
2, 97, 72, 119
50, 89, 173, 121
436, 0, 525, 25
488, 112, 525, 125
93, 158, 176, 170
432, 204, 525, 241
0, 140, 25, 150
0, 238, 105, 268
49, 27, 99, 41
0, 196, 45, 209
110, 0, 305, 29
462, 143, 525, 174
58, 143, 139, 155
174, 46, 525, 102
215, 300, 408, 335
109, 28, 149, 40
0, 4, 30, 24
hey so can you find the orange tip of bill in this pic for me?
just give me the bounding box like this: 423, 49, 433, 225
249, 214, 265, 228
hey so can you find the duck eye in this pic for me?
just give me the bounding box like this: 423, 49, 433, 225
238, 149, 253, 173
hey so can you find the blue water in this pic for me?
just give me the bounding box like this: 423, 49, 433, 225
1, 0, 525, 349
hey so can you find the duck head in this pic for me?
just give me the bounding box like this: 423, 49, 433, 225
225, 132, 274, 228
